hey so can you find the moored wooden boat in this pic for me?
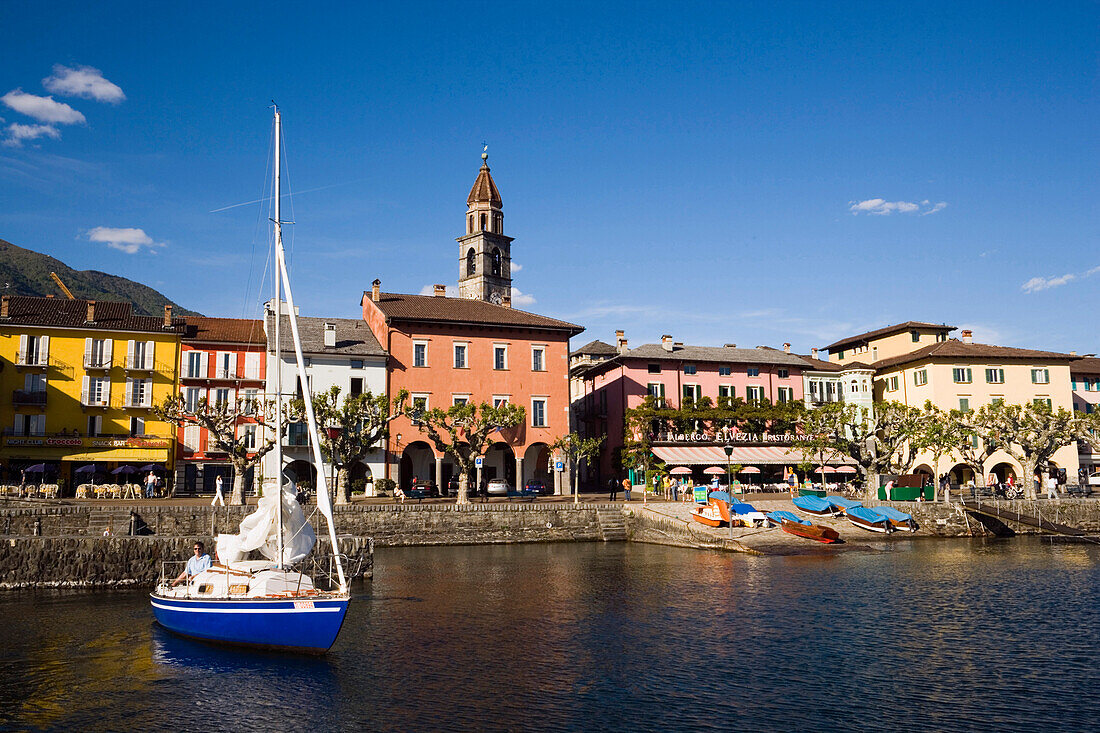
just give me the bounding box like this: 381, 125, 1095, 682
873, 505, 918, 532
792, 495, 840, 517
845, 506, 893, 533
781, 519, 840, 544
691, 502, 725, 527
825, 495, 862, 514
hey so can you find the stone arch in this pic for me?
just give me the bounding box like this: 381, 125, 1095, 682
485, 442, 516, 487
348, 461, 373, 493
491, 248, 502, 277
988, 461, 1018, 484
466, 248, 476, 276
914, 463, 934, 483
947, 462, 974, 486
524, 442, 552, 490
399, 441, 436, 491
284, 459, 316, 490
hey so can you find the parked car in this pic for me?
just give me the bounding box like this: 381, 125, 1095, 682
410, 479, 438, 497
524, 479, 550, 496
486, 478, 512, 495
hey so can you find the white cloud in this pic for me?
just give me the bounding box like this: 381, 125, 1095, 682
510, 287, 536, 306
43, 65, 125, 103
849, 198, 947, 216
2, 122, 60, 147
1022, 273, 1076, 293
510, 262, 523, 272
1, 89, 85, 124
86, 227, 165, 254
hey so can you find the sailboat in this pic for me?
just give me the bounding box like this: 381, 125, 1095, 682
150, 107, 350, 653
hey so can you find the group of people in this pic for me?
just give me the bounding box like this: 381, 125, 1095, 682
608, 475, 690, 502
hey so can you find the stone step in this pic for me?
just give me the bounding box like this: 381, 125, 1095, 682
596, 508, 627, 542
85, 509, 132, 536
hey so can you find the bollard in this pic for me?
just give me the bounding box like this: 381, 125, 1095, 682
129, 511, 137, 537
33, 517, 41, 537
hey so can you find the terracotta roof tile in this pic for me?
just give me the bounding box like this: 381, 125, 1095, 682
368, 291, 583, 335
183, 317, 265, 345
266, 314, 386, 357
874, 339, 1077, 370
1070, 357, 1100, 375
626, 343, 810, 367
824, 321, 955, 351
796, 355, 873, 372
571, 339, 618, 357
467, 163, 502, 206
0, 295, 184, 334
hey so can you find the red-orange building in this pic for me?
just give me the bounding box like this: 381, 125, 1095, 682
175, 317, 267, 495
360, 154, 583, 492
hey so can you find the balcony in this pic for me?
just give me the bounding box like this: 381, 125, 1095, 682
12, 389, 47, 406
84, 355, 112, 370
16, 352, 48, 368
124, 357, 155, 371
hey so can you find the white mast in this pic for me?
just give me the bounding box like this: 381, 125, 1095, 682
273, 106, 285, 568
270, 107, 348, 592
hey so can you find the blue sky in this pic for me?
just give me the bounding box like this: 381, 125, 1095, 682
1, 1, 1096, 354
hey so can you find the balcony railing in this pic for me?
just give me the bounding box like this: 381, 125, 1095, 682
16, 351, 49, 367
84, 355, 112, 369
12, 389, 47, 406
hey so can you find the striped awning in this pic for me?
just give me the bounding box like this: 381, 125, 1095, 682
651, 445, 855, 466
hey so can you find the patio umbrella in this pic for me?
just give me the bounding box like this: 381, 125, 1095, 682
74, 464, 99, 474
111, 465, 137, 475
814, 466, 837, 473
139, 464, 162, 472
703, 466, 725, 475
835, 466, 857, 474
669, 467, 692, 475
24, 464, 47, 473
738, 467, 761, 474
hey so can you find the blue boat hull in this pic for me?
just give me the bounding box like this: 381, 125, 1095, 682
150, 594, 350, 654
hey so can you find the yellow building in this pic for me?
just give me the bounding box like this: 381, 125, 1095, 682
825, 321, 1079, 485
0, 295, 183, 494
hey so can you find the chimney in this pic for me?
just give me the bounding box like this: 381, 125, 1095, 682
615, 330, 627, 354
371, 279, 381, 302
783, 342, 791, 354
323, 322, 336, 348
1070, 351, 1077, 356
961, 329, 973, 344
163, 304, 172, 328
674, 341, 684, 350
45, 294, 54, 298
661, 335, 673, 352
0, 295, 8, 318
85, 300, 96, 323
723, 343, 737, 348
433, 284, 446, 297
811, 347, 819, 360
502, 293, 511, 308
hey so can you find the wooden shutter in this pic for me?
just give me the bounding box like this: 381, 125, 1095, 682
82, 376, 90, 405
102, 378, 111, 406
126, 340, 135, 369
228, 352, 238, 378
143, 378, 153, 406
200, 351, 209, 378
145, 341, 155, 369
18, 334, 27, 364
125, 377, 134, 407
39, 336, 48, 364
245, 352, 260, 379
13, 415, 22, 436
84, 337, 93, 366
103, 339, 113, 367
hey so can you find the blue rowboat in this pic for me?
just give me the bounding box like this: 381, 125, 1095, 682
871, 505, 918, 532
845, 506, 893, 533
766, 510, 809, 526
792, 495, 840, 517
150, 594, 349, 654
825, 495, 863, 514
729, 501, 768, 527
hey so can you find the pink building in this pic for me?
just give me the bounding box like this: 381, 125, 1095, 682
1072, 357, 1100, 481
575, 332, 810, 486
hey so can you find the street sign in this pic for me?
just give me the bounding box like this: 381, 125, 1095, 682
475, 457, 483, 467
555, 461, 564, 472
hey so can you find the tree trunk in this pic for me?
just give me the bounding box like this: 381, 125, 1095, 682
862, 466, 877, 501
334, 465, 351, 505
230, 468, 246, 506
1023, 457, 1039, 499
457, 466, 471, 505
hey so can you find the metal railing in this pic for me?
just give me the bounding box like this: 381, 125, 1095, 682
12, 389, 47, 406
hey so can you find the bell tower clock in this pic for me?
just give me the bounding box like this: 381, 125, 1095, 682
457, 149, 513, 305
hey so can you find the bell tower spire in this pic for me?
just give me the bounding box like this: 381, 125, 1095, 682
458, 147, 513, 305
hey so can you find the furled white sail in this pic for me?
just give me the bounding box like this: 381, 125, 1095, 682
215, 486, 316, 565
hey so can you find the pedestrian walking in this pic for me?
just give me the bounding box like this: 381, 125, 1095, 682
941, 474, 950, 503
1046, 474, 1059, 500
212, 474, 226, 507
609, 477, 618, 501
144, 471, 157, 499
622, 477, 631, 501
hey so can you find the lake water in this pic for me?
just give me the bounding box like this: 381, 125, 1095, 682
1, 538, 1098, 732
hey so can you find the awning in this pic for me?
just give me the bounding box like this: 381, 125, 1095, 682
651, 445, 855, 466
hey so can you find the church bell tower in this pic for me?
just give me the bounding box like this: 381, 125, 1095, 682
458, 149, 513, 305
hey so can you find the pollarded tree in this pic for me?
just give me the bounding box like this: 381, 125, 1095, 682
155, 393, 292, 505
913, 402, 968, 499
973, 402, 1081, 499
305, 386, 408, 505
953, 402, 1008, 489
409, 401, 526, 504
550, 432, 605, 503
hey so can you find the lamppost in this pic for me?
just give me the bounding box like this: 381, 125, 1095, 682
723, 444, 734, 540
326, 425, 342, 503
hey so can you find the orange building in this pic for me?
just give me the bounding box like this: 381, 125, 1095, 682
360, 154, 583, 493
175, 317, 267, 495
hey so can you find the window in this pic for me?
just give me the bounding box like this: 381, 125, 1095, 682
647, 363, 661, 374
914, 369, 928, 386
1031, 368, 1050, 384
911, 330, 920, 343
717, 385, 733, 407
1033, 397, 1052, 409
778, 368, 789, 379
127, 378, 152, 407
83, 376, 111, 407
413, 342, 428, 368
531, 398, 547, 427
214, 388, 230, 406
683, 364, 697, 375
1083, 380, 1091, 392
718, 366, 731, 376
242, 424, 257, 450
350, 359, 364, 370
217, 351, 235, 378
287, 422, 308, 446
84, 338, 111, 368
837, 350, 844, 360
454, 343, 468, 369
959, 398, 970, 412
128, 340, 154, 370
184, 387, 201, 413
682, 384, 701, 405
24, 372, 46, 393
494, 345, 508, 370
18, 335, 49, 366
531, 346, 545, 372
937, 332, 948, 342
244, 352, 262, 378
87, 415, 103, 438
410, 394, 429, 423
777, 387, 793, 403
491, 248, 502, 276
130, 417, 145, 436
746, 386, 764, 402
742, 367, 758, 378
186, 351, 204, 379
887, 376, 899, 392
872, 347, 878, 361
13, 414, 45, 436
453, 395, 469, 406
466, 248, 476, 275
953, 367, 972, 384
647, 383, 666, 400
492, 395, 509, 408
350, 378, 363, 396
985, 368, 1005, 384
242, 388, 259, 414
991, 397, 1004, 406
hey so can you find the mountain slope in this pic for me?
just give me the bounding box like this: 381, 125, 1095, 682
0, 237, 199, 317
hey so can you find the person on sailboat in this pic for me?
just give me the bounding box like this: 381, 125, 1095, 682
172, 542, 212, 586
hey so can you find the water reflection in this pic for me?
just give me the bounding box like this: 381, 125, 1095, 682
1, 539, 1098, 732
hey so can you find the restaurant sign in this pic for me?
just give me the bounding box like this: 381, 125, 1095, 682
3, 436, 170, 449
652, 428, 798, 444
